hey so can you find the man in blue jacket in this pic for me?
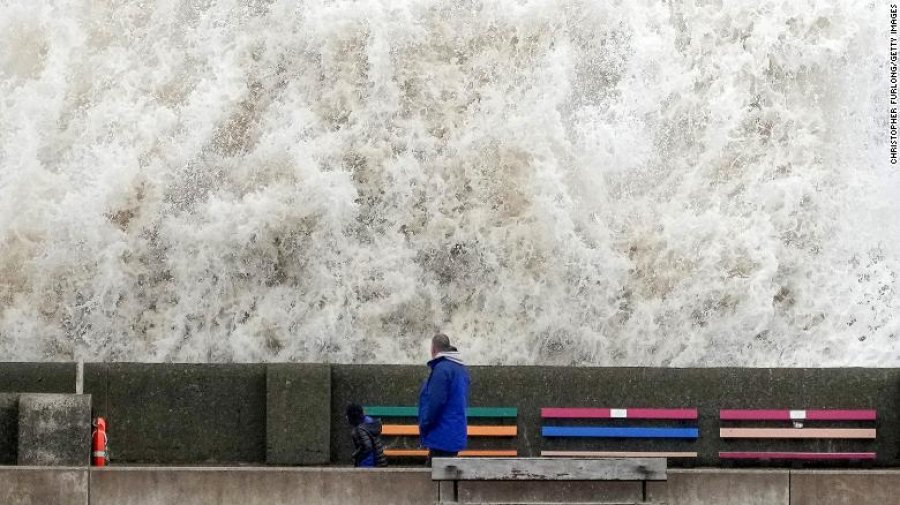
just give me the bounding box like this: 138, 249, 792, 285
418, 333, 470, 463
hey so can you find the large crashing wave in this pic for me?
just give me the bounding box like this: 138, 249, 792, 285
0, 0, 896, 365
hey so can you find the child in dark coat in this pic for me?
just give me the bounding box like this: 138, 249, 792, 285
346, 403, 387, 467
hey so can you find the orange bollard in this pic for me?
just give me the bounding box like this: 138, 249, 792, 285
92, 417, 108, 466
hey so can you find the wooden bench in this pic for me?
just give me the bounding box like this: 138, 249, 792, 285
364, 405, 518, 458
541, 407, 699, 459
718, 408, 877, 461
431, 457, 667, 504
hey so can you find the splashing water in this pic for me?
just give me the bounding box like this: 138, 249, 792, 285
0, 0, 896, 365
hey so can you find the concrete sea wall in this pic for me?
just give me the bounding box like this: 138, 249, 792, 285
0, 363, 897, 467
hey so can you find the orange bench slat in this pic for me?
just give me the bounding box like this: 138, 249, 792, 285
385, 449, 518, 457
382, 424, 517, 437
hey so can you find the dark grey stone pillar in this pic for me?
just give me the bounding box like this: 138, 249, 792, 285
102, 363, 266, 464
0, 394, 18, 464
17, 394, 91, 466
266, 364, 331, 465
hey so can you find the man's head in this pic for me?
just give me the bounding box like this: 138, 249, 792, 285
431, 333, 453, 358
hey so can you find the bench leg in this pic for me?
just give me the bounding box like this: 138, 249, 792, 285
438, 480, 458, 503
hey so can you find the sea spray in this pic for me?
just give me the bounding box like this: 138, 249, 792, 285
0, 0, 896, 365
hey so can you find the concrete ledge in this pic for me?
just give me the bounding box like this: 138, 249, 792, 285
790, 470, 900, 505
0, 467, 88, 505
4, 466, 900, 505
89, 467, 435, 505
646, 469, 789, 505
459, 480, 643, 504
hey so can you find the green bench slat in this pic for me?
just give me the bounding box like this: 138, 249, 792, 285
365, 406, 517, 418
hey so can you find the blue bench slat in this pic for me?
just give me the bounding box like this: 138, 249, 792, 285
542, 426, 699, 439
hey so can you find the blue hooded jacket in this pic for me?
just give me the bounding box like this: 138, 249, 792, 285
418, 352, 469, 452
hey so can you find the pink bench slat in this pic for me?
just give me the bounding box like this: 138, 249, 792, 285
720, 428, 876, 439
541, 408, 698, 420
719, 409, 876, 421
720, 451, 877, 460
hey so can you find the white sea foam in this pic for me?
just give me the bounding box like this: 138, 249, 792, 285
0, 0, 896, 365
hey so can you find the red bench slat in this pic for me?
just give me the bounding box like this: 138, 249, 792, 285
541, 408, 697, 420
720, 451, 876, 460
719, 409, 876, 421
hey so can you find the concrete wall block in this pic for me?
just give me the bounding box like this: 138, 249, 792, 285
458, 480, 643, 504
17, 394, 91, 466
647, 469, 790, 505
0, 467, 88, 505
790, 470, 900, 505
266, 363, 331, 465
105, 363, 266, 464
0, 363, 77, 394
89, 467, 435, 505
